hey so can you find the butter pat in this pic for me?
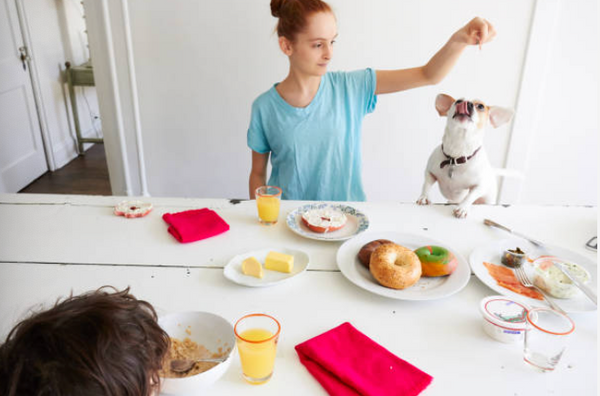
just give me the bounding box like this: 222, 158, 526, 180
242, 256, 263, 278
265, 251, 294, 273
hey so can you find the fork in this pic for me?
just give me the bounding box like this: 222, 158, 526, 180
513, 265, 567, 315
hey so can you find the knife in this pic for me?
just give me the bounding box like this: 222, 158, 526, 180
554, 262, 597, 306
483, 219, 545, 247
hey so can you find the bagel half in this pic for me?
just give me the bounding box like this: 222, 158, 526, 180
369, 243, 421, 290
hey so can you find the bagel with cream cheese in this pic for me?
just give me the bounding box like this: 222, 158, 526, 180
301, 208, 347, 233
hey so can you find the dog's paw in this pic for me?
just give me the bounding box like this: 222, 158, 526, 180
416, 196, 431, 205
453, 206, 469, 218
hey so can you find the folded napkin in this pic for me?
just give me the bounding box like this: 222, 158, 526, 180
162, 208, 229, 243
295, 322, 433, 396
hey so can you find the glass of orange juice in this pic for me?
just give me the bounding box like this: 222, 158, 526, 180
255, 186, 282, 226
234, 313, 281, 384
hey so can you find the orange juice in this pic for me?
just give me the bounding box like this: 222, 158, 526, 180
236, 328, 277, 383
257, 195, 280, 224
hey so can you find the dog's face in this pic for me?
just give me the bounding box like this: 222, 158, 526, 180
435, 94, 514, 131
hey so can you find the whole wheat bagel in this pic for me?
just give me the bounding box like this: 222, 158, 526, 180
369, 243, 421, 290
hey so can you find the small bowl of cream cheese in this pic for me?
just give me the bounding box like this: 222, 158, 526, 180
532, 257, 591, 299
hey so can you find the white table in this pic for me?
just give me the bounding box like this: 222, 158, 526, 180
0, 194, 597, 395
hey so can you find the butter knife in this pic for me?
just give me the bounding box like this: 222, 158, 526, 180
483, 219, 545, 247
554, 262, 597, 306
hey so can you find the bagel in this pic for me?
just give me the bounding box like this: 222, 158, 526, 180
301, 208, 347, 233
357, 239, 394, 268
369, 243, 421, 290
414, 245, 458, 277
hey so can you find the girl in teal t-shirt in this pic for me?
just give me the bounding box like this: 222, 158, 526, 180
248, 0, 495, 201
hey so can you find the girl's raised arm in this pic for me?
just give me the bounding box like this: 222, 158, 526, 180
375, 17, 496, 95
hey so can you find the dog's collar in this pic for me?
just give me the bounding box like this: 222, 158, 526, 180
440, 145, 481, 169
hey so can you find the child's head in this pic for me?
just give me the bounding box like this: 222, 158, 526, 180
271, 0, 337, 75
0, 286, 170, 396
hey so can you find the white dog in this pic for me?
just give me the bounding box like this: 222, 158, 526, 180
417, 94, 514, 218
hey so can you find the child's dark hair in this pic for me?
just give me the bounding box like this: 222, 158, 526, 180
270, 0, 333, 41
0, 286, 170, 396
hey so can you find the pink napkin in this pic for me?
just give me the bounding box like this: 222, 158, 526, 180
162, 208, 229, 243
295, 322, 433, 396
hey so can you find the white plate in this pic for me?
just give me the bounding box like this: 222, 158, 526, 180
470, 238, 597, 313
286, 203, 369, 242
223, 247, 310, 287
336, 231, 470, 300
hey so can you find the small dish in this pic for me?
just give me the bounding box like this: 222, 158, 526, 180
286, 203, 369, 242
501, 247, 526, 268
223, 247, 310, 287
479, 296, 529, 344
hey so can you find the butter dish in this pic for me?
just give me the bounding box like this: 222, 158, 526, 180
224, 247, 309, 287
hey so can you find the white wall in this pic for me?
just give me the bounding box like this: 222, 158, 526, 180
515, 0, 598, 205
85, 0, 598, 205
22, 0, 102, 170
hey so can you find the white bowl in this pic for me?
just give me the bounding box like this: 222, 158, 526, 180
159, 312, 235, 395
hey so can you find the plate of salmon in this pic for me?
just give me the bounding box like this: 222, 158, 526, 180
470, 238, 597, 313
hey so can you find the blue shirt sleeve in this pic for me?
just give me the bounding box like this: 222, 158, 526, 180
247, 99, 270, 154
345, 68, 378, 115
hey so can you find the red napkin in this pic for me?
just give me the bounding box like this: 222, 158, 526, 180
295, 322, 433, 396
162, 208, 229, 243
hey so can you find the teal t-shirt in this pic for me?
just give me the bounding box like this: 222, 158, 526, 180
247, 68, 377, 201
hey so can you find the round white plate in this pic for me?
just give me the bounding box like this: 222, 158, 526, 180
470, 238, 597, 313
223, 247, 309, 287
336, 231, 470, 300
286, 203, 369, 242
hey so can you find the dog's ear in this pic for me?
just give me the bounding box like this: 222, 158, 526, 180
435, 94, 455, 116
489, 107, 514, 128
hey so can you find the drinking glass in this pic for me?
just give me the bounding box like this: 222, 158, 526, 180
256, 186, 282, 226
524, 307, 575, 371
234, 313, 281, 384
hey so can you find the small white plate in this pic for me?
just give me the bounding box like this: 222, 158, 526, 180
286, 203, 369, 242
470, 238, 597, 313
336, 231, 470, 300
223, 247, 310, 287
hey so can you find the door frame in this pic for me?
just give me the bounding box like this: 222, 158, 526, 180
81, 0, 149, 197
498, 0, 561, 203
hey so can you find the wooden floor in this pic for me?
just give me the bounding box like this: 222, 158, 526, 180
19, 144, 111, 196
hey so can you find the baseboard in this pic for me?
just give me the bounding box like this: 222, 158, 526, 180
51, 127, 102, 170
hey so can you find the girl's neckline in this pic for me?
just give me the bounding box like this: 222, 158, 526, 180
271, 75, 325, 115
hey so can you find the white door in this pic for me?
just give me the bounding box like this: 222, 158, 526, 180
0, 0, 47, 193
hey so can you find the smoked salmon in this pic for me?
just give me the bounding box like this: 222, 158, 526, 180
483, 262, 543, 300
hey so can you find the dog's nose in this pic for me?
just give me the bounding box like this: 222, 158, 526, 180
467, 101, 473, 114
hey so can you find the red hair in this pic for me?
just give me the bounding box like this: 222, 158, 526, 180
270, 0, 333, 41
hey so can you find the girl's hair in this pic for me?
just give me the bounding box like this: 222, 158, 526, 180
270, 0, 333, 41
0, 286, 170, 396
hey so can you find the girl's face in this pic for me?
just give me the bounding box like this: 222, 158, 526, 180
284, 11, 337, 77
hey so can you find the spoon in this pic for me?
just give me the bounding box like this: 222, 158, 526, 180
170, 357, 226, 373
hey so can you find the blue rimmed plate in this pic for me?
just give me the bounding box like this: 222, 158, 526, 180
286, 203, 369, 242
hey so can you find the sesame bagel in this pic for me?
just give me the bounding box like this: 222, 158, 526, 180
369, 243, 421, 290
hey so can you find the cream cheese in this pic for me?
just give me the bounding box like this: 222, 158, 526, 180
533, 258, 591, 299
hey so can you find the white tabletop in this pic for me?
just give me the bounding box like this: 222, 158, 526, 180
0, 194, 597, 395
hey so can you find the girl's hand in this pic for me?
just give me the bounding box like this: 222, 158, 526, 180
452, 17, 496, 49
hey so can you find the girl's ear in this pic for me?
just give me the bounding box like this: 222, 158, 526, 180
435, 94, 455, 117
279, 36, 293, 56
